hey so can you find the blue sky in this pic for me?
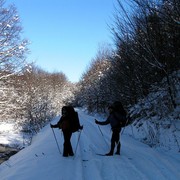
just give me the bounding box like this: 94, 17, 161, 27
7, 0, 116, 82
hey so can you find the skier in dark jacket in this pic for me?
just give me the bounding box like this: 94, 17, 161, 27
50, 106, 82, 157
95, 101, 127, 156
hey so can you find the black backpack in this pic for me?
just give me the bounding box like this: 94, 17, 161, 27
112, 101, 132, 127
66, 106, 81, 133
120, 114, 132, 127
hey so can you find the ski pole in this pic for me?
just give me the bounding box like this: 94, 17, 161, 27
97, 125, 109, 147
74, 130, 82, 159
51, 128, 61, 154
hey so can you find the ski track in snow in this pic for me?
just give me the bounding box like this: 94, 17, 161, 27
0, 109, 180, 180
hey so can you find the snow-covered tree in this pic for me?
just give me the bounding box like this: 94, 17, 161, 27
76, 44, 113, 112
0, 0, 29, 121
109, 0, 179, 108
75, 0, 179, 116
0, 0, 29, 79
15, 66, 72, 134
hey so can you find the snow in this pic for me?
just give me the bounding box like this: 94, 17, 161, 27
0, 123, 14, 132
0, 109, 180, 180
0, 122, 23, 145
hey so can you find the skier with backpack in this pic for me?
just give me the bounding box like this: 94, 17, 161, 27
95, 101, 127, 156
50, 106, 83, 157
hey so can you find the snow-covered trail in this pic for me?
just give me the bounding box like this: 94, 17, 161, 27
0, 109, 180, 180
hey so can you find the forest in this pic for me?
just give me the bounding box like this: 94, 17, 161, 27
0, 0, 179, 150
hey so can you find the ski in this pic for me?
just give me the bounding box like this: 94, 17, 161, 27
96, 153, 108, 156
96, 153, 121, 156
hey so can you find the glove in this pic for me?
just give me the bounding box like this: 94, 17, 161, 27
95, 119, 99, 124
50, 124, 54, 128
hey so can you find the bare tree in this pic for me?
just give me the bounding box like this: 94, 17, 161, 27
14, 65, 71, 134
77, 44, 113, 112
110, 0, 179, 108
0, 0, 29, 122
0, 0, 29, 80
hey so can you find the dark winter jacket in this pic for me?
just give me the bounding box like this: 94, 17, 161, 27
51, 115, 71, 132
96, 112, 123, 130
51, 112, 82, 132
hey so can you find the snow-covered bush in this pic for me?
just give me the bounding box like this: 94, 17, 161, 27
125, 71, 180, 152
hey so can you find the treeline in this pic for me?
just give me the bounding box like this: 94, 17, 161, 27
74, 0, 180, 115
1, 65, 75, 134
1, 0, 179, 137
0, 0, 75, 136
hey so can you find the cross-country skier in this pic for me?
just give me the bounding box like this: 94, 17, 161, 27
95, 101, 127, 156
51, 106, 83, 157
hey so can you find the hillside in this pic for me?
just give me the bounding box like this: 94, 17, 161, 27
0, 109, 180, 180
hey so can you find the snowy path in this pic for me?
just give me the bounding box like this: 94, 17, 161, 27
0, 109, 180, 180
